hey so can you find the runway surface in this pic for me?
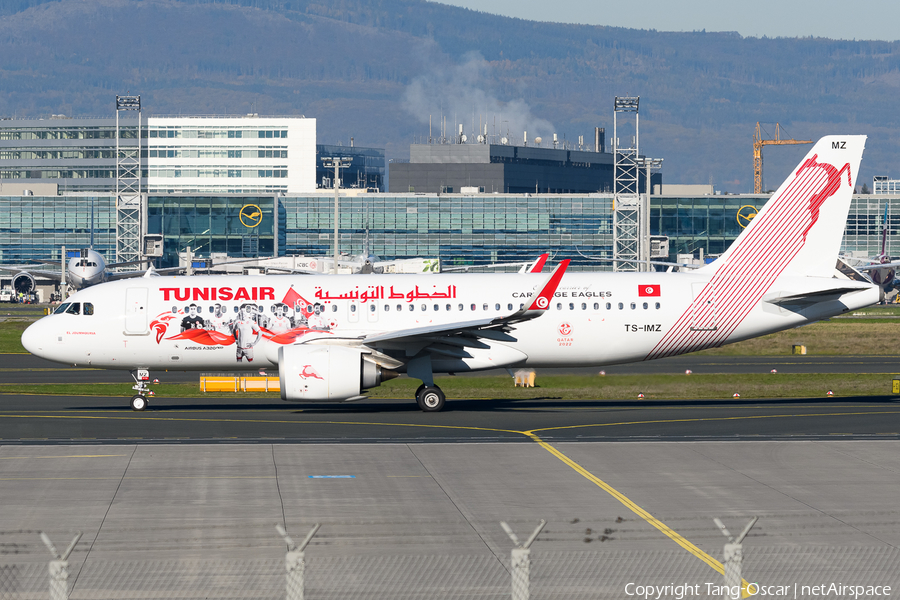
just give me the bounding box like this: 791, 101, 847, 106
3, 349, 900, 443
2, 391, 900, 443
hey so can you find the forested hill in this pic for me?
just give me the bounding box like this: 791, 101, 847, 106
1, 0, 899, 191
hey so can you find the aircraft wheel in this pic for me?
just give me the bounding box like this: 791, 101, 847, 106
130, 395, 148, 411
416, 386, 445, 412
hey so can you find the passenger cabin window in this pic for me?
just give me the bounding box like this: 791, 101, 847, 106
655, 302, 661, 309
397, 304, 403, 312
384, 304, 390, 312
569, 303, 575, 310
582, 303, 587, 310
369, 304, 376, 313
409, 304, 415, 311
350, 305, 357, 313
630, 302, 636, 310
556, 303, 562, 310
643, 302, 648, 310
483, 303, 488, 311
495, 303, 501, 311
606, 302, 611, 310
332, 305, 338, 312
594, 303, 600, 310
508, 303, 513, 311
618, 303, 624, 310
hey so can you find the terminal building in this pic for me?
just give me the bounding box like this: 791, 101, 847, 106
0, 115, 317, 195
3, 190, 897, 276
388, 141, 659, 195
1, 108, 897, 295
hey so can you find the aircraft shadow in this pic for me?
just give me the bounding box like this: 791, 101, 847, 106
70, 395, 900, 414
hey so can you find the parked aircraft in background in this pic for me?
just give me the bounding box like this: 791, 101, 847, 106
0, 248, 157, 294
22, 136, 879, 412
844, 204, 900, 300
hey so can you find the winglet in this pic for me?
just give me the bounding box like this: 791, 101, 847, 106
529, 253, 549, 273
526, 259, 569, 311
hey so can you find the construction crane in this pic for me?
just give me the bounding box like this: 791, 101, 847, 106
753, 122, 812, 194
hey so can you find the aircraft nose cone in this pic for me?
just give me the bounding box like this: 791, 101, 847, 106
21, 320, 44, 356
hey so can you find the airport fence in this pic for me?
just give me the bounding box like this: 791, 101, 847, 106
1, 543, 899, 599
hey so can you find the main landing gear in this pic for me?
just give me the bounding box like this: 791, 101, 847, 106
415, 384, 446, 412
130, 369, 155, 411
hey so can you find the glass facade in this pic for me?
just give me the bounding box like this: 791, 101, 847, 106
842, 195, 900, 258
282, 194, 612, 269
147, 195, 277, 267
651, 195, 768, 258
0, 195, 115, 264
3, 192, 900, 273
874, 177, 900, 195
316, 145, 385, 192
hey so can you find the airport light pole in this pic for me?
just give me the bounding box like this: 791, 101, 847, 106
321, 157, 351, 274
60, 245, 67, 300
714, 517, 758, 600
501, 520, 545, 600
40, 530, 82, 600
276, 523, 320, 600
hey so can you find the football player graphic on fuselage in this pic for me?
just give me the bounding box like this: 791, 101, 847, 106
268, 303, 293, 334
207, 303, 233, 334
307, 303, 331, 331
233, 304, 262, 362
180, 304, 205, 332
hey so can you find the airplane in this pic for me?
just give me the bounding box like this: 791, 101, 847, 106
21, 136, 879, 412
0, 248, 179, 294
0, 248, 150, 295
842, 204, 900, 299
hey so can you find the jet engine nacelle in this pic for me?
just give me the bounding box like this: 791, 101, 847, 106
12, 272, 35, 294
279, 345, 396, 401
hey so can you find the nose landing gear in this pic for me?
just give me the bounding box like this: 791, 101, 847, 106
130, 369, 152, 411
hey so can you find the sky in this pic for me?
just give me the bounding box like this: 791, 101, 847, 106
433, 0, 899, 41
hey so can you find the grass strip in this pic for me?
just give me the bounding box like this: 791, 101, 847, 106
0, 373, 896, 401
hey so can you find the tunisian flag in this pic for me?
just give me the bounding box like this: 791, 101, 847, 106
638, 284, 661, 297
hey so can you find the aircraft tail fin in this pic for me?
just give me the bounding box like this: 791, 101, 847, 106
699, 135, 865, 279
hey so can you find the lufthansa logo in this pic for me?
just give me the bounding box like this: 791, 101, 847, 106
239, 204, 263, 228
737, 205, 758, 228
535, 297, 549, 309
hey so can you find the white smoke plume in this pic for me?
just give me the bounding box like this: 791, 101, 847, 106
403, 52, 555, 145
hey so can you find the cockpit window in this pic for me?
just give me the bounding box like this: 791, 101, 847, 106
65, 302, 81, 315
83, 302, 94, 316
54, 303, 70, 315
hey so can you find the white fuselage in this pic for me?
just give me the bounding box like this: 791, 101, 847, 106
22, 271, 879, 372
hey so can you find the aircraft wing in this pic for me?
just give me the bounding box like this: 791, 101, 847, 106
105, 266, 185, 281
361, 260, 570, 350
441, 260, 541, 273
106, 258, 151, 269
0, 265, 63, 281
855, 261, 900, 271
